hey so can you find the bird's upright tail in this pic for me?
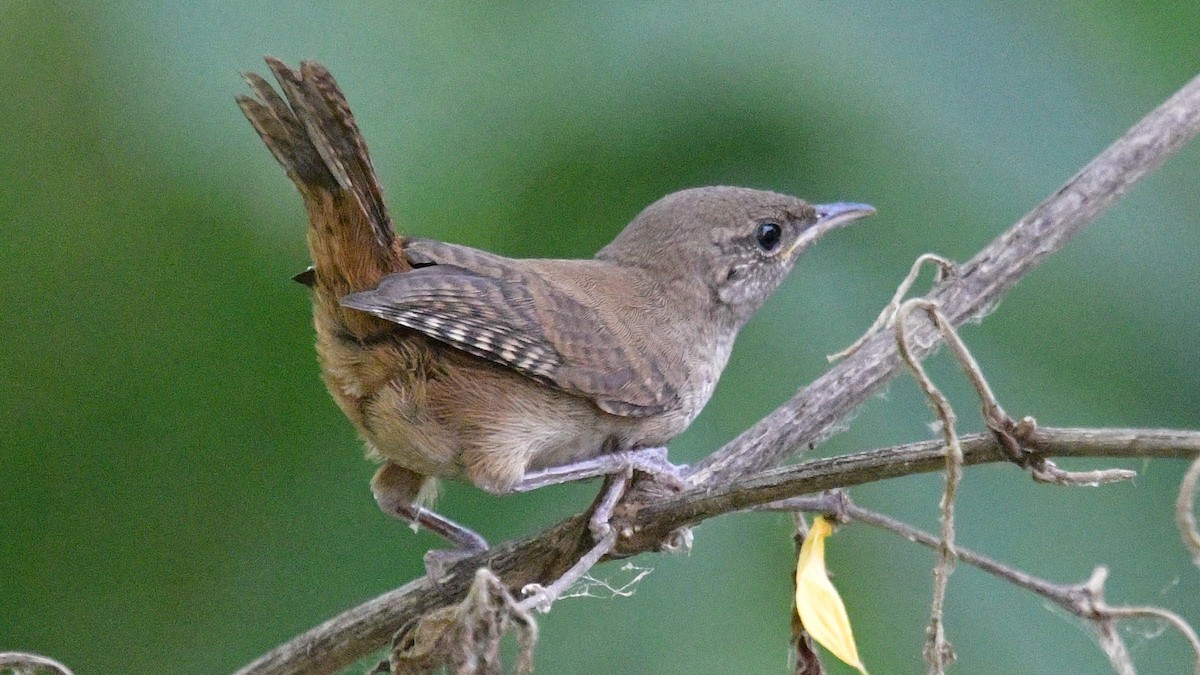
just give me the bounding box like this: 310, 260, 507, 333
238, 57, 409, 334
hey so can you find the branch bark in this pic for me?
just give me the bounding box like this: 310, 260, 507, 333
238, 71, 1200, 675
624, 427, 1200, 549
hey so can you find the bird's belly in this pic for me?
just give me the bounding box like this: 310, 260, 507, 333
319, 325, 701, 493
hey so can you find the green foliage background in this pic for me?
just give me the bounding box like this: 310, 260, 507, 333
3, 3, 1198, 673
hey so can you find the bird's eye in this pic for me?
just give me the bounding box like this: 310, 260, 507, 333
755, 222, 782, 251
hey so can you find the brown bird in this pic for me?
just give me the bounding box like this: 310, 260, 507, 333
237, 58, 873, 562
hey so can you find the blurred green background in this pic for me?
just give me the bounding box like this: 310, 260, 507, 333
3, 2, 1198, 673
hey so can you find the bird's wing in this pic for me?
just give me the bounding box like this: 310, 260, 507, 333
341, 248, 677, 417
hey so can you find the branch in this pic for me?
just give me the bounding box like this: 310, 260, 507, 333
623, 427, 1200, 550
239, 428, 1200, 674
239, 72, 1200, 674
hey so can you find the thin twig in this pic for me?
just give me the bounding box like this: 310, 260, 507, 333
1179, 456, 1200, 568
0, 653, 75, 675
888, 281, 1136, 489
895, 299, 961, 674
827, 253, 956, 363
1097, 599, 1200, 675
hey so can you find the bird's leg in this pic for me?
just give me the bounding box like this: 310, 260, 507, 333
512, 447, 688, 493
588, 472, 630, 539
372, 463, 488, 579
513, 447, 689, 541
519, 530, 618, 613
395, 505, 489, 552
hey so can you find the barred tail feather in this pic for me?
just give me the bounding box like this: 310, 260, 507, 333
237, 56, 398, 259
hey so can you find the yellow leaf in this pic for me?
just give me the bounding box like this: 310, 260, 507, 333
795, 516, 868, 674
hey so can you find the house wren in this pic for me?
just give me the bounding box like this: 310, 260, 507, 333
238, 58, 873, 555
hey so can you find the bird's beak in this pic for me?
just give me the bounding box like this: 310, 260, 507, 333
787, 202, 875, 258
